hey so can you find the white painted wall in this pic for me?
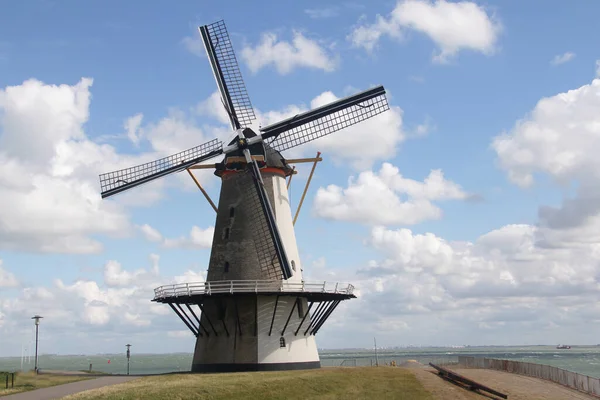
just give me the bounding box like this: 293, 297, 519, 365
270, 174, 304, 283
256, 296, 320, 364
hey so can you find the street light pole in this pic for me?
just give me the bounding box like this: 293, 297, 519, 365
126, 344, 131, 375
31, 315, 43, 373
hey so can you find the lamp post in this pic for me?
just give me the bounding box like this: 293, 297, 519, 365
31, 315, 43, 373
126, 344, 131, 375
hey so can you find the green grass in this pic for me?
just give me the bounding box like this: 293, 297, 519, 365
0, 371, 92, 396
64, 367, 433, 400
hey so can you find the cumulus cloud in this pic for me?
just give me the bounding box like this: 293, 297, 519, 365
349, 0, 501, 63
138, 224, 214, 250
314, 163, 468, 225
0, 254, 206, 355
313, 68, 600, 345
493, 74, 600, 235
0, 73, 407, 254
251, 89, 405, 170
336, 222, 600, 344
103, 256, 160, 287
124, 113, 144, 145
0, 77, 233, 255
551, 52, 575, 66
181, 33, 206, 58
0, 78, 140, 254
365, 223, 600, 299
241, 31, 338, 75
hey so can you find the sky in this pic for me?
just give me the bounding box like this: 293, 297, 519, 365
1, 0, 600, 356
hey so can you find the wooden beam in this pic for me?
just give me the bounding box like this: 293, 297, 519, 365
429, 363, 508, 399
287, 166, 296, 189
186, 169, 218, 213
188, 164, 217, 170
293, 152, 321, 225
285, 157, 323, 164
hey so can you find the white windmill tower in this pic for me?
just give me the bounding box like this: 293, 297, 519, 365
99, 19, 389, 372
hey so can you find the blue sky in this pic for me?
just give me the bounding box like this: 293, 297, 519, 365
1, 0, 600, 356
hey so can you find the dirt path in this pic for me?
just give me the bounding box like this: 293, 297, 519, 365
409, 367, 597, 400
0, 376, 139, 400
410, 368, 483, 400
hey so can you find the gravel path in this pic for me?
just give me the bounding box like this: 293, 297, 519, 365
410, 367, 597, 400
0, 377, 139, 400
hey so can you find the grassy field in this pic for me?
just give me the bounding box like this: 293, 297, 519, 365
64, 367, 433, 400
0, 371, 92, 396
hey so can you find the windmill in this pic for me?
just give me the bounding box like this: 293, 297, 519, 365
99, 20, 390, 372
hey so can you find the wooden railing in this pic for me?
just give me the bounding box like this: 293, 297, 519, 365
153, 280, 355, 300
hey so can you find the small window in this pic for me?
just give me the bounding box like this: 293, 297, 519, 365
229, 207, 235, 218
280, 337, 286, 348
224, 227, 230, 239
291, 260, 296, 272
224, 262, 230, 273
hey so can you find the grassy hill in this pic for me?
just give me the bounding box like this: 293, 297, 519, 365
64, 367, 433, 400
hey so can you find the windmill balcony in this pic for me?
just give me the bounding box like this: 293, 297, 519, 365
153, 280, 355, 300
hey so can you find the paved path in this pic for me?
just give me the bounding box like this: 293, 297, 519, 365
410, 367, 597, 400
1, 376, 139, 400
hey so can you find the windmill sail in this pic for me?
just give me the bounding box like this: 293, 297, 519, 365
245, 157, 293, 280
200, 20, 256, 130
260, 85, 389, 152
99, 139, 223, 198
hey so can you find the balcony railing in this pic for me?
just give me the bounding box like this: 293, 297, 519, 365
153, 280, 355, 300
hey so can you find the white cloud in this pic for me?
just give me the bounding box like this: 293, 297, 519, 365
138, 224, 214, 250
0, 254, 209, 355
195, 91, 231, 126
493, 75, 600, 235
103, 256, 159, 287
314, 163, 467, 225
0, 78, 140, 254
138, 224, 163, 243
181, 33, 205, 58
363, 223, 600, 301
124, 113, 143, 145
0, 260, 18, 288
164, 226, 214, 249
349, 0, 501, 63
551, 52, 575, 65
336, 222, 600, 344
252, 89, 405, 170
0, 75, 403, 256
303, 68, 600, 344
412, 116, 434, 137
241, 31, 338, 75
173, 269, 206, 284
0, 77, 230, 255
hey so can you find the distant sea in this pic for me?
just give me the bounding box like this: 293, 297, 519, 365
2, 346, 600, 377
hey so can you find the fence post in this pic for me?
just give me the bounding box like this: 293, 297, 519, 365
5, 374, 7, 389
11, 373, 14, 388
